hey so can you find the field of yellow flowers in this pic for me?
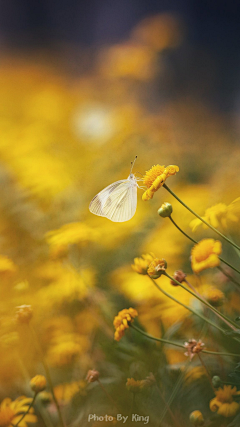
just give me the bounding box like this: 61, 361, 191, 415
1, 13, 240, 427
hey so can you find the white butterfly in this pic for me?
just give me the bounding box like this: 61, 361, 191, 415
89, 157, 142, 222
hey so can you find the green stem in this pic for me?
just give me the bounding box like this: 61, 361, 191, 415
97, 379, 119, 412
156, 385, 182, 427
164, 272, 239, 329
159, 363, 190, 425
12, 394, 37, 427
168, 215, 240, 280
131, 324, 240, 357
150, 278, 226, 334
198, 353, 215, 393
163, 183, 240, 251
29, 324, 66, 427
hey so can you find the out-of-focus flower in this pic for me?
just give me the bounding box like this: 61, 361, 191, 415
30, 375, 47, 393
189, 410, 204, 426
170, 270, 187, 286
191, 239, 222, 274
184, 339, 205, 360
0, 396, 37, 427
126, 378, 144, 393
131, 253, 155, 275
158, 202, 173, 218
210, 385, 240, 417
147, 258, 167, 279
47, 333, 88, 367
99, 42, 157, 80
54, 380, 86, 403
113, 308, 138, 341
1, 332, 19, 348
142, 165, 179, 201
190, 199, 240, 231
15, 305, 33, 324
141, 373, 156, 389
131, 13, 183, 52
86, 370, 99, 383
46, 222, 99, 258
37, 268, 95, 309
204, 288, 225, 307
0, 255, 17, 278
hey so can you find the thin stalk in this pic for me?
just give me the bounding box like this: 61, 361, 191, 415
159, 363, 190, 425
163, 183, 240, 251
150, 278, 226, 334
29, 324, 66, 427
197, 354, 215, 393
156, 385, 181, 427
164, 272, 239, 329
97, 379, 119, 412
168, 215, 240, 280
13, 394, 37, 427
131, 324, 240, 357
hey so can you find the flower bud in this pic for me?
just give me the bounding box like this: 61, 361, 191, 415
38, 391, 52, 404
189, 410, 204, 426
212, 375, 221, 388
15, 305, 33, 324
86, 369, 99, 383
147, 259, 167, 279
158, 202, 173, 218
30, 375, 47, 393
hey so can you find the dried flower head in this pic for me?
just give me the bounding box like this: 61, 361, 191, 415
184, 339, 205, 360
86, 370, 99, 383
170, 270, 187, 286
15, 305, 33, 324
131, 253, 156, 275
191, 239, 222, 274
113, 308, 138, 341
147, 258, 167, 279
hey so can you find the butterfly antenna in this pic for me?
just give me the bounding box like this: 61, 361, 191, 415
130, 155, 137, 174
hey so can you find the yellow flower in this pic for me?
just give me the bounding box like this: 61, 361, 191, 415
191, 239, 222, 274
147, 258, 167, 279
30, 375, 47, 393
142, 164, 179, 201
131, 253, 156, 275
0, 396, 37, 427
54, 380, 86, 403
47, 333, 89, 367
113, 308, 138, 341
204, 288, 225, 307
210, 385, 240, 418
190, 199, 240, 231
126, 378, 144, 393
46, 222, 99, 258
0, 255, 17, 278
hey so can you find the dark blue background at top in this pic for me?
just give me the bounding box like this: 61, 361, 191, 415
0, 0, 240, 112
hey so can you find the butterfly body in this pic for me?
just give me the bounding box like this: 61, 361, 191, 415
89, 173, 139, 222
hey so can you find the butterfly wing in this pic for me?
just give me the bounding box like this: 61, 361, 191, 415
89, 179, 137, 222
